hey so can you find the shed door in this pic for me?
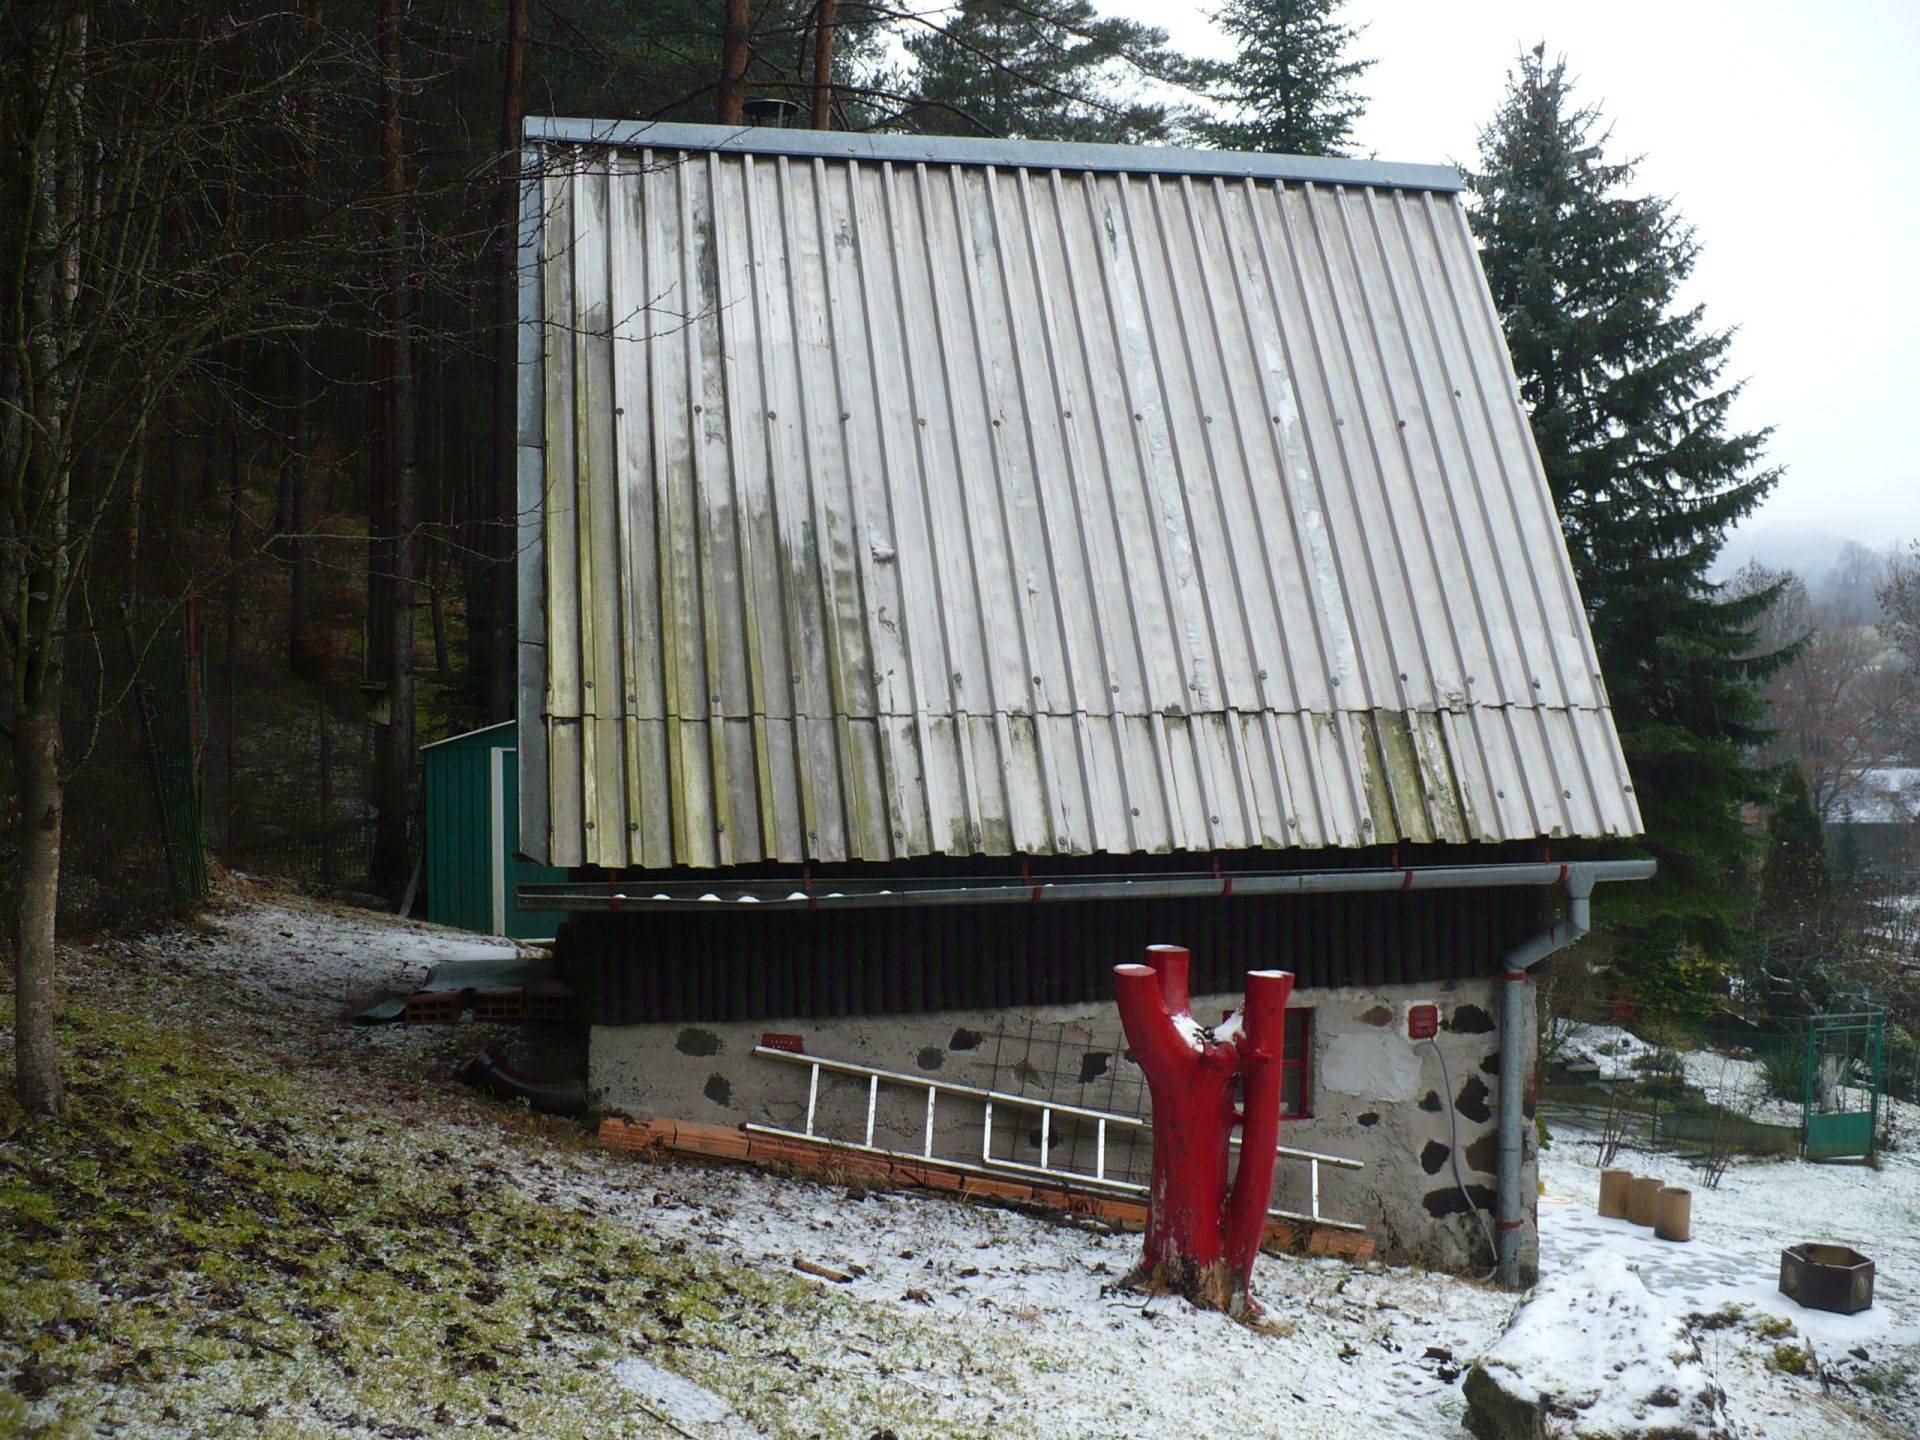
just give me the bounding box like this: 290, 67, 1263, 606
490, 746, 565, 940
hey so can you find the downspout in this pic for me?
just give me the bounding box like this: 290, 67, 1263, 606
1494, 860, 1654, 1287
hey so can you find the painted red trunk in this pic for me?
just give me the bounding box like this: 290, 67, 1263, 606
1115, 945, 1294, 1316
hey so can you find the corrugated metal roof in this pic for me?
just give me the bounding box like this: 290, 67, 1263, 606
516, 122, 1641, 869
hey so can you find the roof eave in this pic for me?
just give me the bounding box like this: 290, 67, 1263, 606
521, 117, 1464, 194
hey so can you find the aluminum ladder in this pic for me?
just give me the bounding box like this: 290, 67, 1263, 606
746, 1044, 1365, 1232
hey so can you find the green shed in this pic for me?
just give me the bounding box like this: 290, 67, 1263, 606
423, 721, 565, 940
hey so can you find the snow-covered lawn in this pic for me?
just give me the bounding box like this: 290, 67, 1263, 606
4, 884, 1913, 1437
1541, 1123, 1920, 1436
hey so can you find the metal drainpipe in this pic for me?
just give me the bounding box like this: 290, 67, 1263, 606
1494, 864, 1653, 1287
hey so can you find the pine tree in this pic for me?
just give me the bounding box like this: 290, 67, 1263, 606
1204, 0, 1372, 156
1468, 51, 1783, 1001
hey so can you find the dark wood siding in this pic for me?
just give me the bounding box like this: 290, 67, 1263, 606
565, 885, 1548, 1025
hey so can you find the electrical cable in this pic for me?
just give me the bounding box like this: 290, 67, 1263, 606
1424, 1036, 1499, 1276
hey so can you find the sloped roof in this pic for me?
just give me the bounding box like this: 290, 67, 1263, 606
515, 120, 1641, 869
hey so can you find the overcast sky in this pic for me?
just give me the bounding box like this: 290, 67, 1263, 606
1105, 0, 1920, 555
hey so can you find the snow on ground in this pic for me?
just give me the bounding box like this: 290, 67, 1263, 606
1474, 1251, 1726, 1436
1541, 1111, 1920, 1436
1558, 1020, 1808, 1127
31, 886, 1917, 1438
198, 895, 524, 1015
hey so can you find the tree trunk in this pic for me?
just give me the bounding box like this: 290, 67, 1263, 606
10, 707, 67, 1117
487, 0, 527, 723
371, 0, 417, 889
810, 0, 837, 129
718, 0, 750, 123
6, 0, 85, 1120
1114, 947, 1292, 1319
226, 412, 244, 832
283, 0, 322, 678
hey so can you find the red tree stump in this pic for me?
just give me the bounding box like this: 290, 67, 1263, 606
1115, 944, 1294, 1318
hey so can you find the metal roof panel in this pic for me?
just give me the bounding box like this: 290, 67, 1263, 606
517, 131, 1639, 867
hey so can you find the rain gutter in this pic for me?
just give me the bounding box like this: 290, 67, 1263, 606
1494, 859, 1656, 1288
519, 859, 1656, 913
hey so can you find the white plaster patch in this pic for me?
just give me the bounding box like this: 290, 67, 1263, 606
1319, 1030, 1422, 1102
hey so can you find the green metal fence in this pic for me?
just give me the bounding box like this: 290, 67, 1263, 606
1803, 1009, 1885, 1162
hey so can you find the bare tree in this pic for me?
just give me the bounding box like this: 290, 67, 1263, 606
281, 0, 325, 678
2, 1, 384, 1114
1877, 540, 1920, 762
1731, 562, 1884, 820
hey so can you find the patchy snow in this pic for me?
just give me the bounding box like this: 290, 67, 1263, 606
610, 1357, 740, 1430
480, 1127, 1512, 1439
190, 893, 522, 1017
40, 887, 1920, 1438
1556, 1022, 1809, 1128
1475, 1250, 1725, 1436
1557, 1021, 1665, 1081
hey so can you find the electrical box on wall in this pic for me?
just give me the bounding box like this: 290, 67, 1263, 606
1406, 1002, 1439, 1040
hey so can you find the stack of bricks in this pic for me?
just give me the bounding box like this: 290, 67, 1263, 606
402, 982, 580, 1026
598, 1115, 1373, 1261
402, 989, 469, 1025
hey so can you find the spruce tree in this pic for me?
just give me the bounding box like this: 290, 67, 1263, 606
1468, 51, 1783, 1004
898, 0, 1199, 145
1204, 0, 1372, 156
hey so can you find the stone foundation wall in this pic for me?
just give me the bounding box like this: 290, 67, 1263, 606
589, 974, 1537, 1276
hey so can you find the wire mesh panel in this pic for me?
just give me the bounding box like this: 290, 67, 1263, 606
979, 1017, 1155, 1188
133, 605, 210, 905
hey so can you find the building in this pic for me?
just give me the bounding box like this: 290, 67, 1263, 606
422, 721, 566, 941
510, 119, 1650, 1283
1829, 766, 1920, 885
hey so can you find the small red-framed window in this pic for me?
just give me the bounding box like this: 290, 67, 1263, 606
1280, 1008, 1311, 1119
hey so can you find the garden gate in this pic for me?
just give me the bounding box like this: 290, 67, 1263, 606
1803, 1009, 1884, 1161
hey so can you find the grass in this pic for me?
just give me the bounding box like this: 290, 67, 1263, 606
0, 954, 1032, 1439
